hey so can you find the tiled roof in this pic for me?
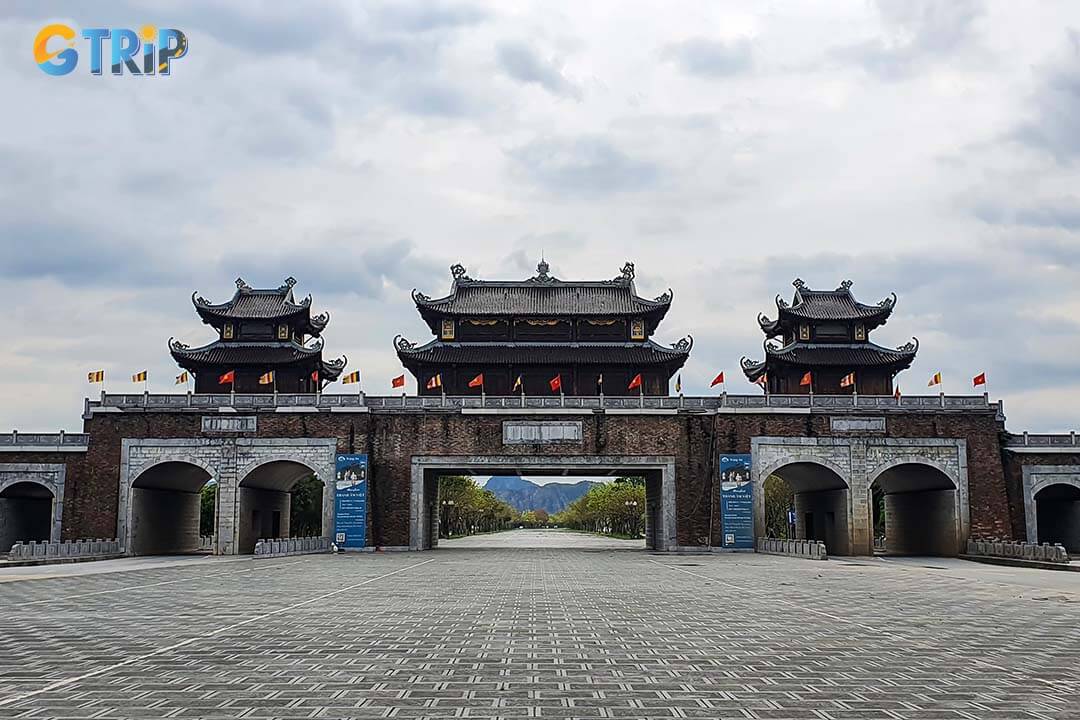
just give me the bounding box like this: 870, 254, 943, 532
741, 339, 918, 380
193, 277, 329, 334
412, 261, 672, 319
395, 338, 692, 368
169, 339, 345, 379
758, 279, 895, 335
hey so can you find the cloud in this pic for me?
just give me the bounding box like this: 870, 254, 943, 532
661, 37, 753, 78
507, 135, 661, 195
1013, 31, 1080, 162
496, 41, 581, 99
833, 0, 983, 79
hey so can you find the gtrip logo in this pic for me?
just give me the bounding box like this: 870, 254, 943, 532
34, 24, 188, 76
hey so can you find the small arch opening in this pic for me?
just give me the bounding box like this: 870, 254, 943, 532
237, 460, 324, 554
1034, 483, 1080, 553
871, 463, 958, 556
0, 481, 54, 550
770, 462, 851, 555
130, 461, 214, 555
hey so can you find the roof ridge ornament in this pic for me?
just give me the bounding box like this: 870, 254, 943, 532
280, 276, 298, 292
671, 335, 693, 353
897, 337, 919, 353
450, 263, 473, 283
792, 278, 805, 289
838, 279, 853, 291
654, 289, 672, 304
618, 261, 635, 284
235, 278, 252, 292
394, 334, 417, 351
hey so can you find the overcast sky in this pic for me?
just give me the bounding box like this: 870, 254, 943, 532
2, 1, 1079, 432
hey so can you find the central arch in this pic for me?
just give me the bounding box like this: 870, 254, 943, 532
236, 458, 327, 554
766, 459, 852, 555
870, 461, 960, 556
129, 460, 214, 555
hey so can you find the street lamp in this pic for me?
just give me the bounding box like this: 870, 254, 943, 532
441, 499, 455, 537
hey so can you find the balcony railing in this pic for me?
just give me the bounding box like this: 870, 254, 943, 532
0, 431, 90, 448
83, 391, 1003, 417
1004, 432, 1079, 448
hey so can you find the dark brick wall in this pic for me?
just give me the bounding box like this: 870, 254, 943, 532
1002, 451, 1080, 540
71, 408, 1015, 547
0, 451, 89, 541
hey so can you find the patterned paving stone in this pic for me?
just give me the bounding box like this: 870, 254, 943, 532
0, 534, 1077, 719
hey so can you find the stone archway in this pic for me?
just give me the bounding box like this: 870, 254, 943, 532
127, 459, 214, 555
1023, 467, 1080, 552
752, 436, 968, 556
0, 464, 65, 550
235, 457, 332, 554
869, 461, 961, 556
120, 438, 337, 555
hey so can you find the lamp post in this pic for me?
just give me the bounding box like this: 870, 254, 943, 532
624, 500, 639, 536
441, 499, 455, 537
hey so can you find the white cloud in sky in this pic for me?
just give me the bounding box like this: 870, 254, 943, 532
1, 0, 1079, 432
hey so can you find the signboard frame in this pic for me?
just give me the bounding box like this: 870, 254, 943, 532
719, 453, 754, 549
334, 453, 368, 550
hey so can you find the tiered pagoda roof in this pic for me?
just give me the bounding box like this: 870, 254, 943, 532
742, 279, 916, 390
193, 277, 330, 337
412, 261, 673, 334
757, 279, 895, 337
398, 260, 690, 395
171, 277, 345, 388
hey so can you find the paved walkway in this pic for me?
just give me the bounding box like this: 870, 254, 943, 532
0, 547, 1078, 718
440, 528, 645, 549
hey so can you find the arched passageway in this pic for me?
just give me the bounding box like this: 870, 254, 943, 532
130, 461, 214, 555
871, 463, 959, 556
1034, 483, 1080, 553
770, 462, 851, 555
237, 460, 323, 554
0, 481, 54, 551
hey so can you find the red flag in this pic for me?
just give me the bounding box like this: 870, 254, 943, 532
219, 370, 235, 385
628, 373, 643, 390
755, 373, 767, 387
710, 372, 725, 387
800, 371, 812, 387
973, 372, 986, 387
894, 386, 901, 401
468, 373, 484, 388
391, 374, 405, 388
311, 370, 319, 384
549, 374, 562, 393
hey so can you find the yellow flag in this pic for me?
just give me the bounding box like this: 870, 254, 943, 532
258, 371, 274, 385
87, 370, 104, 383
928, 372, 942, 387
132, 370, 147, 383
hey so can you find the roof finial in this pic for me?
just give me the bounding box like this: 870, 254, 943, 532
536, 258, 550, 278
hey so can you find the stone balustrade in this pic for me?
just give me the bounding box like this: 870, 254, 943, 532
1004, 432, 1079, 449
198, 536, 215, 551
7, 538, 121, 560
0, 430, 89, 450
253, 536, 331, 558
83, 391, 1002, 417
756, 537, 828, 560
966, 539, 1070, 564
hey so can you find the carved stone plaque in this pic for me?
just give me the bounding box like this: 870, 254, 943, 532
830, 416, 885, 433
201, 415, 258, 434
503, 421, 583, 445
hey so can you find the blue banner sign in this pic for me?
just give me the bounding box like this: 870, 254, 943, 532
334, 454, 368, 549
719, 454, 753, 549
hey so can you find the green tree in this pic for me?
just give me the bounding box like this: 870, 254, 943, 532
290, 475, 324, 537
437, 476, 517, 538
552, 481, 646, 538
763, 474, 795, 538
199, 482, 216, 536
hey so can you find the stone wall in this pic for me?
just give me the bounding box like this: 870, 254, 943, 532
70, 406, 1013, 553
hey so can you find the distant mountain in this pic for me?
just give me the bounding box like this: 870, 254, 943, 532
484, 476, 600, 514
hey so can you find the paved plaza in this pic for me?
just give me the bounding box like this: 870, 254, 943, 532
0, 532, 1078, 719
